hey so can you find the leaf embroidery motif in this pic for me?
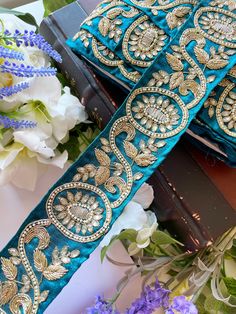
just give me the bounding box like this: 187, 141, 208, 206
98, 18, 111, 36
124, 141, 138, 159
95, 148, 111, 166
206, 59, 229, 70
134, 154, 157, 167
169, 72, 184, 90
34, 250, 48, 272
194, 46, 209, 64
95, 166, 110, 186
39, 290, 50, 304
43, 265, 68, 281
1, 258, 17, 281
0, 281, 18, 305
166, 53, 184, 71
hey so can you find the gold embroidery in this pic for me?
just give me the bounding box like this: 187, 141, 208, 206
91, 37, 141, 82
122, 16, 168, 67
194, 7, 236, 48
216, 83, 236, 137
0, 221, 80, 313
47, 183, 112, 242
166, 6, 192, 30
204, 81, 236, 137
126, 87, 189, 138
1, 3, 236, 313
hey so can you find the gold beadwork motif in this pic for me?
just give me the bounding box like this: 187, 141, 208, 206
204, 81, 236, 138
122, 16, 168, 67
47, 182, 112, 242
194, 7, 236, 48
1, 2, 236, 313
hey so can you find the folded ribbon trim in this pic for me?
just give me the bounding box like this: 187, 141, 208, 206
0, 1, 235, 313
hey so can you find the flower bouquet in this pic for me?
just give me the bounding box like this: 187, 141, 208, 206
0, 12, 92, 190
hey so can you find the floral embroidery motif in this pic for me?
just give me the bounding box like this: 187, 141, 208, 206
204, 81, 236, 138
47, 182, 112, 242
53, 191, 104, 235
126, 87, 189, 138
199, 11, 236, 41
216, 83, 236, 137
194, 7, 236, 48
132, 95, 180, 133
123, 17, 167, 66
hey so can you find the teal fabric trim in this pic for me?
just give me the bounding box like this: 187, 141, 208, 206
69, 0, 236, 166
1, 1, 236, 313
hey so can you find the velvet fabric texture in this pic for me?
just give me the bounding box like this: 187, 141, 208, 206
0, 1, 235, 313
68, 0, 236, 166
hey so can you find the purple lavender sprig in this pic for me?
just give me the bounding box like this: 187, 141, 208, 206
86, 296, 119, 314
0, 46, 24, 60
86, 279, 198, 314
0, 82, 30, 99
0, 61, 57, 77
3, 29, 62, 63
166, 296, 198, 314
126, 279, 170, 314
0, 114, 37, 129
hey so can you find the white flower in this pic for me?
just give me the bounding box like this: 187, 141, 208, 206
0, 15, 88, 190
127, 212, 158, 256
100, 183, 156, 247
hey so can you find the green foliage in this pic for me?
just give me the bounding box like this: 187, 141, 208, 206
203, 294, 236, 314
58, 124, 100, 162
43, 0, 75, 17
101, 229, 137, 262
151, 230, 183, 246
223, 277, 236, 296
0, 7, 38, 29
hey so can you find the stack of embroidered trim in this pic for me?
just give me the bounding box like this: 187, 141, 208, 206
68, 0, 236, 166
0, 1, 235, 313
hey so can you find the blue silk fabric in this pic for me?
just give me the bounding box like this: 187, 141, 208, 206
0, 1, 236, 313
68, 0, 236, 166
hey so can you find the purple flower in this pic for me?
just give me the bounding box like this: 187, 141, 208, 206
0, 46, 24, 60
0, 114, 37, 129
0, 82, 29, 99
3, 29, 62, 63
166, 296, 198, 314
86, 296, 119, 314
0, 61, 57, 77
126, 279, 170, 314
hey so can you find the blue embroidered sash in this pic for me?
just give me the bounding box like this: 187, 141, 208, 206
69, 0, 236, 165
0, 1, 235, 313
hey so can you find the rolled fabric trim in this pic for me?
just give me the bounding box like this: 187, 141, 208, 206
1, 1, 236, 313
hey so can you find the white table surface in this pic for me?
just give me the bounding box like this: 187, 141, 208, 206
0, 1, 143, 313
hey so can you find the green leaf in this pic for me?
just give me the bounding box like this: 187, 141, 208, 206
151, 231, 183, 246
204, 294, 236, 314
223, 277, 236, 296
43, 0, 75, 17
100, 229, 137, 262
0, 7, 38, 29
58, 135, 82, 161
